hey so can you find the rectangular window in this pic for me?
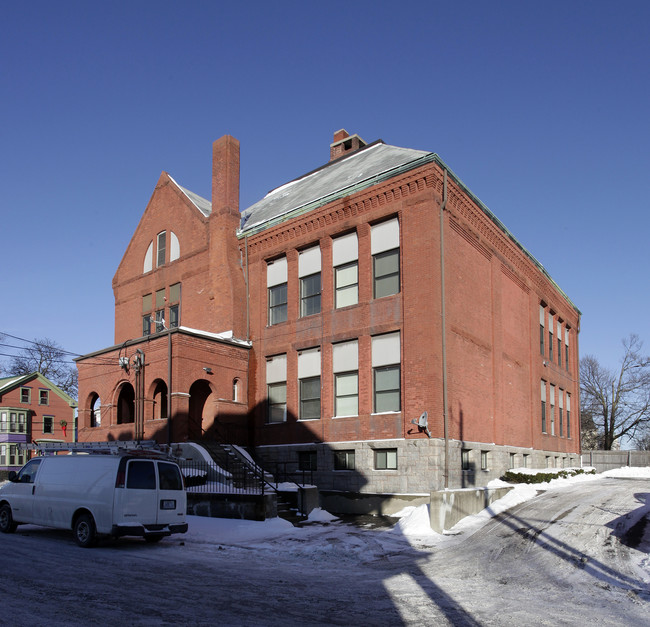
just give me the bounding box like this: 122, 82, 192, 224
559, 389, 564, 437
20, 387, 31, 403
268, 284, 288, 325
299, 376, 321, 420
43, 416, 53, 434
9, 445, 16, 466
157, 231, 166, 267
333, 340, 358, 417
335, 372, 359, 417
298, 348, 321, 420
169, 282, 181, 303
300, 274, 321, 317
546, 456, 553, 468
0, 412, 6, 432
509, 453, 516, 469
10, 412, 17, 432
333, 232, 359, 308
461, 449, 471, 471
267, 383, 287, 424
557, 321, 562, 367
299, 246, 321, 317
565, 329, 570, 372
481, 451, 489, 470
18, 413, 26, 434
335, 262, 359, 308
541, 380, 547, 433
372, 332, 401, 413
266, 354, 287, 424
550, 384, 556, 436
143, 315, 151, 336
298, 451, 317, 471
539, 305, 545, 355
267, 257, 288, 325
155, 309, 165, 332
523, 454, 529, 468
127, 460, 156, 490
39, 389, 49, 405
334, 450, 355, 471
566, 394, 571, 438
372, 219, 400, 298
0, 445, 5, 465
548, 313, 554, 363
169, 304, 179, 328
374, 366, 400, 413
375, 448, 397, 470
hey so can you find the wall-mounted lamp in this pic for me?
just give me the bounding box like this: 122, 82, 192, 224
203, 367, 213, 374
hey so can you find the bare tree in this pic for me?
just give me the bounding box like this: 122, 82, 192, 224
2, 337, 78, 399
580, 334, 650, 450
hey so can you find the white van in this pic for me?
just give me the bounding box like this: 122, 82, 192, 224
0, 453, 188, 547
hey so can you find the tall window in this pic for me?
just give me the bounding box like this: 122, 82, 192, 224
461, 449, 471, 471
566, 394, 571, 438
169, 282, 181, 328
541, 380, 547, 433
557, 321, 562, 367
565, 329, 570, 372
142, 293, 152, 336
333, 232, 358, 308
548, 313, 554, 362
267, 257, 288, 325
157, 231, 166, 267
299, 246, 321, 317
20, 387, 30, 403
39, 389, 49, 405
43, 416, 53, 434
372, 332, 401, 413
371, 218, 400, 298
298, 348, 321, 420
550, 384, 556, 436
539, 305, 545, 356
559, 389, 564, 437
266, 354, 287, 424
333, 340, 358, 417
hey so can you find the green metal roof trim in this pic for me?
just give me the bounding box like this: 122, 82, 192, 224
236, 142, 579, 315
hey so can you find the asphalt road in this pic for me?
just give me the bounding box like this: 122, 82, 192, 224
0, 478, 648, 626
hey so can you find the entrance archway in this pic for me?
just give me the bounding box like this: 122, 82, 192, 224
116, 382, 135, 424
188, 380, 212, 440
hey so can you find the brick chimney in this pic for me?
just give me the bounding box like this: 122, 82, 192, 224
329, 129, 367, 161
209, 135, 247, 338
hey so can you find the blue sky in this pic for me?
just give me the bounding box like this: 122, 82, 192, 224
1, 0, 648, 373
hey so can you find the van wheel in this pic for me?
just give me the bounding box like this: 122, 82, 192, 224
74, 514, 97, 548
0, 504, 17, 533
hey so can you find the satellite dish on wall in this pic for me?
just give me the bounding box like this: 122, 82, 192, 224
410, 411, 431, 438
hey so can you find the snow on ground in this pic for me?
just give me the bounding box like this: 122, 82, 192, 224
171, 465, 650, 572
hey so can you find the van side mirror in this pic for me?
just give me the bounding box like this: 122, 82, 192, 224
7, 471, 17, 482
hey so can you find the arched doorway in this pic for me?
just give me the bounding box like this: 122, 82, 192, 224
151, 379, 168, 420
188, 380, 212, 440
116, 382, 135, 424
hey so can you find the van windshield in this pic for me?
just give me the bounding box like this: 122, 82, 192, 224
16, 457, 42, 483
158, 462, 184, 491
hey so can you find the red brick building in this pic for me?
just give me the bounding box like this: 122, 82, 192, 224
76, 130, 581, 495
0, 372, 77, 472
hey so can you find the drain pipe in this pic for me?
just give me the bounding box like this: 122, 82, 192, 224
439, 170, 449, 489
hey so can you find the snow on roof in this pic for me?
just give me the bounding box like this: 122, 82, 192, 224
239, 141, 431, 234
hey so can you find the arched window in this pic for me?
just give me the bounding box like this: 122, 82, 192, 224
89, 393, 101, 428
153, 380, 168, 420
117, 383, 135, 424
143, 241, 153, 273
